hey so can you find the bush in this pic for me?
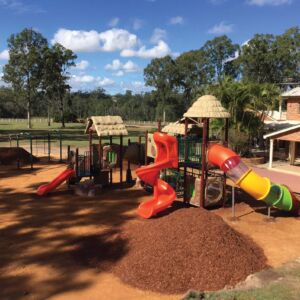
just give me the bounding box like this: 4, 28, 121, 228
228, 128, 252, 157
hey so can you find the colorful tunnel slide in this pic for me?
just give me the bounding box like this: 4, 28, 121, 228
136, 132, 178, 219
208, 144, 300, 214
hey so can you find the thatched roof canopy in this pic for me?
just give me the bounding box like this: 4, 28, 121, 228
184, 95, 230, 119
85, 116, 128, 137
162, 117, 202, 135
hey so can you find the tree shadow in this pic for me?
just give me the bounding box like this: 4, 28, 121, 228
0, 171, 142, 299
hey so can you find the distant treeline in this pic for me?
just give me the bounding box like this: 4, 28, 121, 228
0, 26, 299, 129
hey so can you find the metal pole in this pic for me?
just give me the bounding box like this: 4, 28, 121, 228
75, 148, 79, 177
59, 132, 62, 163
232, 186, 235, 218
16, 134, 20, 169
109, 136, 113, 184
48, 133, 51, 162
30, 134, 33, 170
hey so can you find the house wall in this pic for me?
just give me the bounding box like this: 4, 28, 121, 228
287, 97, 300, 121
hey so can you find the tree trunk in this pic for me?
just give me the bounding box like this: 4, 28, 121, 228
47, 104, 51, 127
60, 96, 65, 128
27, 100, 32, 129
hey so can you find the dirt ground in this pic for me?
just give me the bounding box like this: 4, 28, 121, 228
1, 160, 300, 300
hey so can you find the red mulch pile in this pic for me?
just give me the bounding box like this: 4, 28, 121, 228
0, 147, 38, 165
111, 207, 267, 294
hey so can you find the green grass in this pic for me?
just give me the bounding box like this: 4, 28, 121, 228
0, 120, 150, 149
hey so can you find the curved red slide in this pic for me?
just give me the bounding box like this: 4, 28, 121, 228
37, 169, 75, 196
136, 132, 178, 218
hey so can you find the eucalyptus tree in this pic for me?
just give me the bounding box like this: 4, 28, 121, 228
201, 35, 240, 81
144, 55, 177, 119
41, 43, 76, 127
3, 28, 48, 128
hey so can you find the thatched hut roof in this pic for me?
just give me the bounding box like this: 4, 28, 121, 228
85, 116, 128, 137
162, 121, 197, 135
183, 95, 230, 119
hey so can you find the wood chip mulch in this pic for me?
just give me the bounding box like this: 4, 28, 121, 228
111, 207, 268, 294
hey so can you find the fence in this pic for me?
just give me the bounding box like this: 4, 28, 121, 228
0, 118, 53, 123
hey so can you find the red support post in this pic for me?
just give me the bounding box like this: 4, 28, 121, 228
109, 136, 113, 184
89, 129, 93, 178
157, 119, 161, 132
119, 135, 123, 186
200, 118, 208, 208
145, 130, 148, 166
183, 117, 188, 202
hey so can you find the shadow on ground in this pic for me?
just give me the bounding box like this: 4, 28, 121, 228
0, 170, 145, 299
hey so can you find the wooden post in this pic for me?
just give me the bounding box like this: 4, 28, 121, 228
67, 145, 71, 162
157, 119, 161, 132
138, 136, 142, 166
224, 118, 229, 146
183, 117, 188, 202
200, 118, 208, 208
98, 136, 102, 170
120, 135, 123, 186
89, 129, 93, 178
145, 130, 148, 165
16, 135, 20, 169
126, 138, 132, 184
109, 136, 113, 184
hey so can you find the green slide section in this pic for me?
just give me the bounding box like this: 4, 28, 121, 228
263, 183, 293, 211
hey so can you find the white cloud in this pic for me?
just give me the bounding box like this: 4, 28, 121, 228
150, 28, 167, 44
133, 18, 143, 30
99, 28, 138, 52
108, 17, 120, 27
74, 60, 89, 70
51, 28, 138, 53
208, 21, 234, 34
247, 0, 291, 5
169, 16, 184, 25
121, 40, 171, 59
105, 59, 139, 76
69, 74, 115, 90
0, 49, 9, 60
120, 80, 152, 93
52, 29, 101, 52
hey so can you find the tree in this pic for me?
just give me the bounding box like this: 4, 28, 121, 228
144, 55, 177, 119
3, 28, 48, 128
201, 35, 240, 81
174, 50, 212, 107
41, 43, 76, 127
239, 27, 300, 83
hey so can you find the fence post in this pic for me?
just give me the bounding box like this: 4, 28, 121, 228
16, 135, 20, 169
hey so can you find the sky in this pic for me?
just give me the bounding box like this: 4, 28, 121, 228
0, 0, 300, 94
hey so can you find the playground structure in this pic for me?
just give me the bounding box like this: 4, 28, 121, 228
137, 95, 300, 218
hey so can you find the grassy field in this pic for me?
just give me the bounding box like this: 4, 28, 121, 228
0, 120, 154, 149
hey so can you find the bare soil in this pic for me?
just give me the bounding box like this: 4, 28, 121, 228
1, 161, 300, 299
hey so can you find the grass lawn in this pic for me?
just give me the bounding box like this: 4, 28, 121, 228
0, 120, 154, 148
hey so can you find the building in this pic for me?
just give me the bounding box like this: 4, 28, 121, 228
264, 87, 300, 168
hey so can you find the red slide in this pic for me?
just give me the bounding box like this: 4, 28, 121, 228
136, 132, 178, 218
37, 168, 75, 196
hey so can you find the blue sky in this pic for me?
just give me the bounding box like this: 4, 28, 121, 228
0, 0, 299, 94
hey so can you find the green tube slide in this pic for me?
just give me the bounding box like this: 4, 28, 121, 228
263, 183, 294, 212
